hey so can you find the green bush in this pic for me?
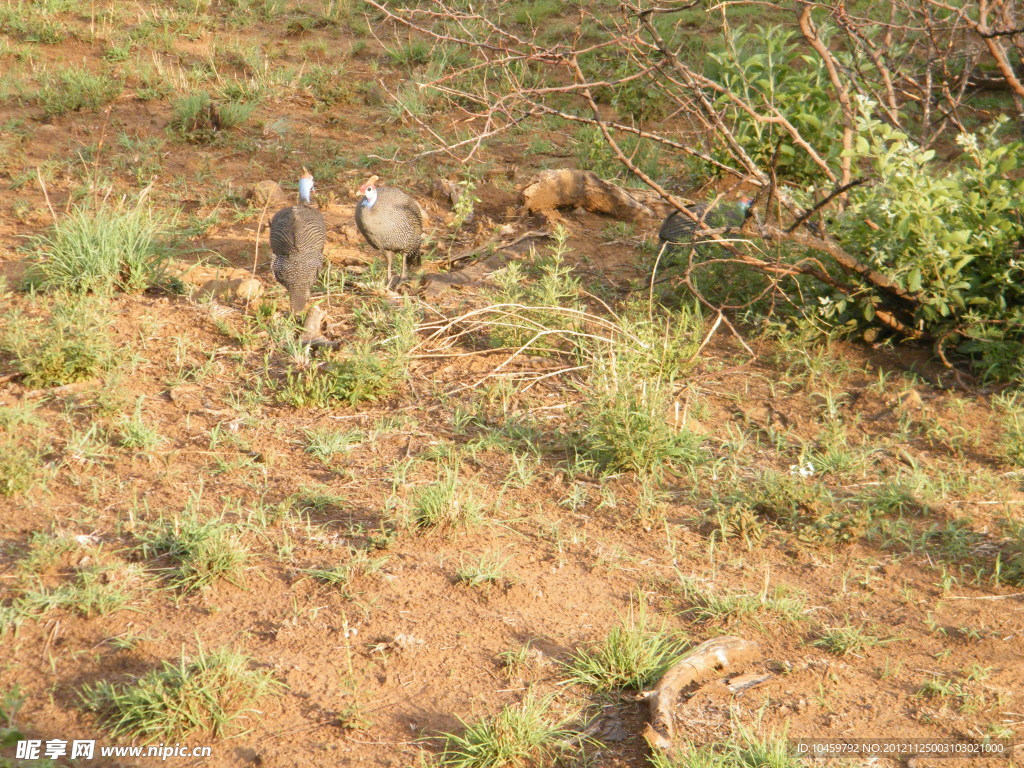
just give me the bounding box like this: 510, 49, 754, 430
705, 26, 843, 183
826, 109, 1024, 379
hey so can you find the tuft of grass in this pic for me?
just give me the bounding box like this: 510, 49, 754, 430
35, 70, 121, 116
170, 91, 256, 141
813, 622, 894, 656
302, 550, 388, 598
118, 399, 164, 451
303, 428, 365, 461
26, 195, 172, 294
411, 467, 487, 530
80, 646, 281, 742
19, 562, 147, 618
455, 552, 510, 588
1, 298, 119, 388
437, 691, 580, 768
675, 576, 808, 625
137, 511, 248, 592
563, 600, 688, 691
649, 726, 802, 768
279, 351, 397, 409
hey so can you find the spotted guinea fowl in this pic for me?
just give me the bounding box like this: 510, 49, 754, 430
270, 170, 325, 314
658, 197, 753, 254
354, 175, 423, 288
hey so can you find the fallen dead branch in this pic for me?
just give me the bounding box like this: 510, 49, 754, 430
641, 635, 762, 754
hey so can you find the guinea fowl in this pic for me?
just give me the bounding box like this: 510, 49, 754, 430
270, 170, 326, 314
354, 175, 423, 288
658, 197, 753, 254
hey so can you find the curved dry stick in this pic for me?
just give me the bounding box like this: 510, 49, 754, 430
642, 635, 762, 754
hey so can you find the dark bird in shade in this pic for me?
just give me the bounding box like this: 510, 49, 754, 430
659, 197, 753, 254
270, 170, 326, 314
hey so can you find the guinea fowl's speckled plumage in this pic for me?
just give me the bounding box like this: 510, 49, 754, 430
355, 185, 423, 273
658, 201, 749, 249
270, 192, 325, 314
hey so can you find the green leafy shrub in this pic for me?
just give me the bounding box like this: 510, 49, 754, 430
827, 109, 1024, 379
705, 26, 843, 183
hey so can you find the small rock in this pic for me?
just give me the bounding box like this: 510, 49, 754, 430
778, 705, 793, 716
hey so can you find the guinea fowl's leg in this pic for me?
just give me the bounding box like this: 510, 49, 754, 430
385, 252, 394, 289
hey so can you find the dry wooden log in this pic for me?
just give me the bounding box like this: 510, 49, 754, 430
641, 635, 761, 754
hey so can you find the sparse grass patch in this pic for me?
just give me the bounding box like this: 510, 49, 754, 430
437, 691, 580, 768
19, 561, 148, 618
25, 195, 172, 294
170, 90, 256, 142
649, 727, 802, 768
1, 298, 119, 387
730, 471, 870, 545
994, 391, 1024, 466
0, 437, 43, 496
675, 575, 808, 625
813, 622, 894, 656
117, 400, 164, 451
35, 70, 121, 116
563, 600, 687, 691
137, 511, 248, 592
302, 549, 389, 598
81, 646, 281, 741
303, 428, 365, 461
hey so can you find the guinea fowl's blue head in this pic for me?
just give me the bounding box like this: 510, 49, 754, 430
358, 175, 380, 208
299, 170, 314, 204
739, 196, 754, 213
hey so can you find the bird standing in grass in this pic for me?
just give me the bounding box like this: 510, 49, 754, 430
354, 175, 424, 289
658, 197, 753, 255
270, 170, 326, 314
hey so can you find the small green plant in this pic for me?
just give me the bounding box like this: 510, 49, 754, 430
25, 195, 172, 294
563, 600, 687, 691
437, 691, 580, 768
137, 511, 248, 592
824, 111, 1024, 379
170, 91, 256, 141
81, 646, 281, 741
118, 399, 164, 450
455, 552, 510, 588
